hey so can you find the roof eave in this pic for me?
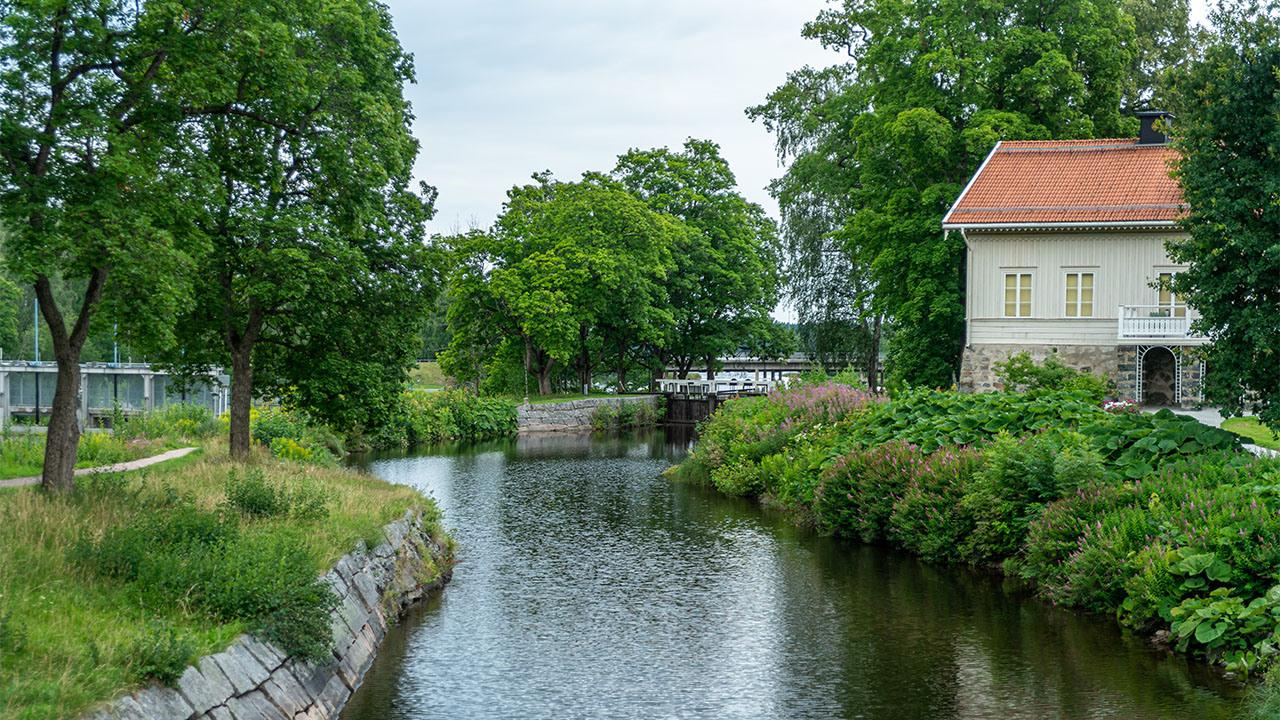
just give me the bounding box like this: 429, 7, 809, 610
942, 220, 1182, 232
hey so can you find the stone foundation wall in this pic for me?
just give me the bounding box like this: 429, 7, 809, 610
517, 395, 658, 433
963, 343, 1205, 407
959, 344, 1120, 393
86, 509, 453, 720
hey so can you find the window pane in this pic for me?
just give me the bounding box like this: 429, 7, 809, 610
1082, 273, 1094, 291
1005, 274, 1017, 290
1005, 301, 1016, 316
1066, 303, 1077, 317
1081, 300, 1093, 317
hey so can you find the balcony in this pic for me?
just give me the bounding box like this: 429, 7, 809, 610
1118, 305, 1201, 341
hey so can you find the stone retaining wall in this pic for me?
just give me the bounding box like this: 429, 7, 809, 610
517, 395, 658, 433
87, 509, 452, 720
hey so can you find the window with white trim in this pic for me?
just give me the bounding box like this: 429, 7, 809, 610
1158, 272, 1186, 317
1064, 272, 1094, 318
1003, 272, 1032, 317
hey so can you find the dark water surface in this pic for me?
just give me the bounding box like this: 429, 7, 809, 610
342, 430, 1244, 720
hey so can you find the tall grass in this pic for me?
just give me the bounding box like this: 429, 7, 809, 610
0, 440, 436, 720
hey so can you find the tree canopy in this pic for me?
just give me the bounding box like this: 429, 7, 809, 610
0, 0, 208, 487
441, 173, 678, 395
612, 139, 783, 380
1168, 0, 1280, 427
158, 0, 436, 456
751, 0, 1178, 389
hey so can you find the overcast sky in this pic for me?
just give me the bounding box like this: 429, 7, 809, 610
384, 0, 1214, 236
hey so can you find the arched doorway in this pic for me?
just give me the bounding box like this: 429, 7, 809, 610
1141, 346, 1178, 406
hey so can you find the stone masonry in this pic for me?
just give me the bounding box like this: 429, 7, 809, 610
517, 395, 658, 433
964, 343, 1204, 407
959, 344, 1119, 393
84, 509, 453, 720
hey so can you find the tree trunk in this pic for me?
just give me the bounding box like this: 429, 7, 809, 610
705, 356, 716, 381
537, 358, 554, 396
867, 314, 883, 392
41, 360, 81, 491
229, 345, 253, 459
36, 270, 106, 491
616, 337, 628, 393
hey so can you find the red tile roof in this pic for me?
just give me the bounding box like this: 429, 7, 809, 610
942, 139, 1185, 228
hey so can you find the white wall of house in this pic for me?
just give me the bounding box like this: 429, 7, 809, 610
965, 229, 1202, 347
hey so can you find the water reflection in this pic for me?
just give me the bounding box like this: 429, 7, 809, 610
342, 430, 1242, 720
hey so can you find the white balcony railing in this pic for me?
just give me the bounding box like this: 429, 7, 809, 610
1118, 305, 1200, 340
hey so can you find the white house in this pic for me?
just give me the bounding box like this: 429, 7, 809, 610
942, 112, 1205, 406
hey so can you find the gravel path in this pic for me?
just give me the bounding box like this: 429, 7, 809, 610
0, 446, 199, 488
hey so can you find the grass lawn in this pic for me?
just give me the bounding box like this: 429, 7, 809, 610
1223, 416, 1280, 450
409, 361, 446, 389
0, 440, 434, 720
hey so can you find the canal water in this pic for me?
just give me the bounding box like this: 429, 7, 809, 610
342, 430, 1244, 720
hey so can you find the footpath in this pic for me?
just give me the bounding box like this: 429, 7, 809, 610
0, 447, 199, 488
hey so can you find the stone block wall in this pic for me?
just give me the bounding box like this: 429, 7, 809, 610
86, 509, 452, 720
959, 344, 1120, 393
517, 395, 658, 433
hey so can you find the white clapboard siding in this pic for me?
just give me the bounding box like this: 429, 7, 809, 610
967, 230, 1188, 328
968, 318, 1122, 346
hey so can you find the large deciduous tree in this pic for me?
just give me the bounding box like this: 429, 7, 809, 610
441, 174, 676, 396
0, 1, 203, 489
752, 0, 1156, 389
161, 0, 436, 457
612, 139, 782, 381
1168, 0, 1280, 427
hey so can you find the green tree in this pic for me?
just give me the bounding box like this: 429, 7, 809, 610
441, 174, 676, 395
1168, 0, 1280, 428
752, 0, 1145, 389
612, 139, 782, 380
159, 0, 435, 457
0, 1, 204, 489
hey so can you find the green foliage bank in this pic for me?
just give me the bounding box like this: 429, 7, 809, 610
674, 377, 1280, 690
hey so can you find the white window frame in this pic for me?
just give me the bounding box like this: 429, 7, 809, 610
1002, 271, 1033, 318
1063, 271, 1095, 318
1156, 271, 1186, 318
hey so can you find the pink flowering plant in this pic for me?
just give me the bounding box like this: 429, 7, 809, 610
673, 375, 1280, 676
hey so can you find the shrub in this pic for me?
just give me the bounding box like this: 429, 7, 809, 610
994, 351, 1112, 403
117, 404, 220, 442
1019, 480, 1138, 596
247, 407, 343, 464
960, 432, 1103, 565
224, 469, 330, 521
389, 390, 518, 447
129, 623, 197, 685
889, 447, 985, 561
816, 441, 920, 543
710, 458, 763, 497
591, 403, 619, 431
225, 469, 289, 519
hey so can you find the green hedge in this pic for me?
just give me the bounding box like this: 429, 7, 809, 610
676, 381, 1280, 680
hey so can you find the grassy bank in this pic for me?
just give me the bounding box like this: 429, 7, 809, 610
0, 434, 444, 720
1223, 417, 1280, 451
672, 377, 1280, 705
